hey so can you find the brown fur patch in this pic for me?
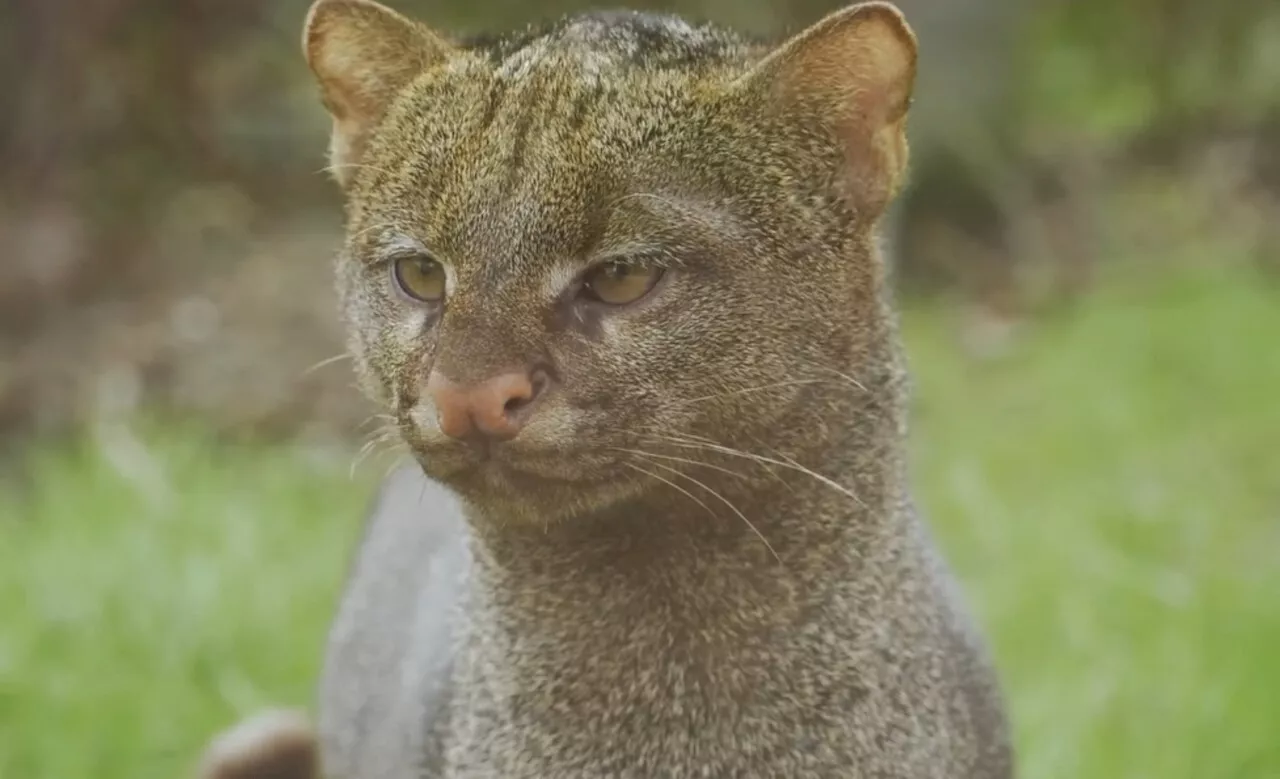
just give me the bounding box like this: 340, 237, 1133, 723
195, 709, 318, 779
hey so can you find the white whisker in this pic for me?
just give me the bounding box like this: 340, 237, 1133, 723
300, 353, 351, 377
627, 455, 779, 562
646, 432, 864, 507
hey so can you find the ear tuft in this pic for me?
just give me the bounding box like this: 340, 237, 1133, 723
302, 0, 453, 186
739, 1, 918, 209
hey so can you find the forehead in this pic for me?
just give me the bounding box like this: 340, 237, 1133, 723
359, 13, 755, 276
470, 12, 750, 76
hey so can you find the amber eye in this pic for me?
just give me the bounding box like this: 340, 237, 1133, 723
581, 261, 664, 306
392, 254, 446, 303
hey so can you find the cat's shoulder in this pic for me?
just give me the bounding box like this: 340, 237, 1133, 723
317, 463, 466, 777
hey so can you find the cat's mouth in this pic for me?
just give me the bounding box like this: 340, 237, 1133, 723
410, 439, 617, 491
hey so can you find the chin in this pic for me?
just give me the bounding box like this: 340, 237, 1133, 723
411, 446, 643, 525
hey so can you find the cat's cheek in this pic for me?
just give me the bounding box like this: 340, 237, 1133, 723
593, 315, 627, 345
517, 402, 583, 452
386, 305, 435, 347
587, 304, 673, 352
403, 400, 442, 445
361, 301, 437, 411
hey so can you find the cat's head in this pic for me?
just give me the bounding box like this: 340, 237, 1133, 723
302, 0, 916, 521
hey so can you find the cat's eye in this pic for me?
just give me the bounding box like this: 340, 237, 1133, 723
581, 261, 664, 306
392, 254, 446, 303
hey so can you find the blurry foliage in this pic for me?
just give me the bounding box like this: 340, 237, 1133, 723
1027, 0, 1280, 150
0, 0, 1277, 447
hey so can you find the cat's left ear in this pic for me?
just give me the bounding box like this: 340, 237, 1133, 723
302, 0, 455, 187
734, 2, 917, 211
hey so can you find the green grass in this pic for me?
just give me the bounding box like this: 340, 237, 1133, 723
3, 264, 1278, 778
0, 436, 372, 777
904, 263, 1280, 778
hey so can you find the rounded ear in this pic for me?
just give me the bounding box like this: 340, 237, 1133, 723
302, 0, 454, 187
733, 2, 918, 210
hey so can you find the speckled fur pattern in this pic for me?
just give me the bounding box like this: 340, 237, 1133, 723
300, 1, 1014, 776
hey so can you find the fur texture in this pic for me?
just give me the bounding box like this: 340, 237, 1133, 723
206, 1, 1015, 776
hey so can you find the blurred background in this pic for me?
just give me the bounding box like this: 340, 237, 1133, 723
0, 0, 1277, 777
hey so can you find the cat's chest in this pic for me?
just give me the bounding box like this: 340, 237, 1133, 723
437, 640, 888, 778
437, 703, 948, 779
440, 710, 854, 779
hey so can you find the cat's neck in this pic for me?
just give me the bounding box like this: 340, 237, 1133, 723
447, 379, 919, 766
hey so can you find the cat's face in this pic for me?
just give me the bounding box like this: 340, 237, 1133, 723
308, 3, 916, 521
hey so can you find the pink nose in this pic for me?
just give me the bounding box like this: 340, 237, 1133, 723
425, 368, 550, 441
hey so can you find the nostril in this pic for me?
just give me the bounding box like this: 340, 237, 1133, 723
503, 394, 530, 414
504, 367, 550, 417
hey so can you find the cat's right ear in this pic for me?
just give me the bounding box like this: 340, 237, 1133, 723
302, 0, 454, 187
732, 2, 917, 213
